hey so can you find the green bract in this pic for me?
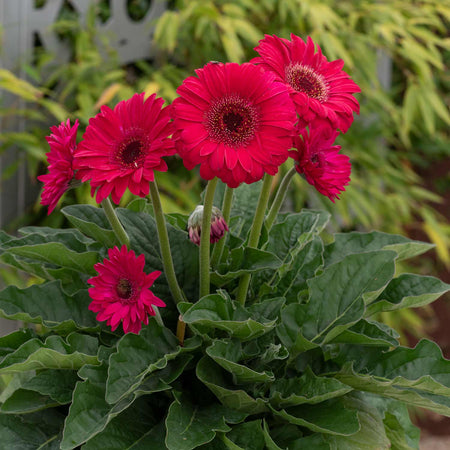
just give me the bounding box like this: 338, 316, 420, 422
0, 182, 448, 449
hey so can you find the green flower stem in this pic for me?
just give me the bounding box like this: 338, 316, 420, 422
199, 177, 219, 298
265, 165, 297, 231
101, 197, 130, 248
153, 306, 164, 328
149, 180, 185, 305
210, 184, 234, 269
236, 174, 273, 306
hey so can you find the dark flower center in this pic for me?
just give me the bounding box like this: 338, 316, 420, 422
116, 134, 146, 168
205, 94, 259, 147
116, 278, 133, 300
285, 63, 329, 102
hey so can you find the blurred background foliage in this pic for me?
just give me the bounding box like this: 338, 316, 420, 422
0, 0, 449, 335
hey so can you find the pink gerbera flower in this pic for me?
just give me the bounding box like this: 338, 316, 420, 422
290, 126, 351, 202
74, 93, 175, 204
253, 34, 360, 133
38, 119, 79, 214
172, 62, 297, 187
88, 245, 165, 334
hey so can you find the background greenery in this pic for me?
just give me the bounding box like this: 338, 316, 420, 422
0, 0, 449, 332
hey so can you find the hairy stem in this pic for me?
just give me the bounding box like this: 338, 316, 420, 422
265, 165, 297, 231
199, 177, 219, 298
101, 197, 130, 248
236, 174, 273, 305
149, 180, 185, 305
210, 184, 234, 268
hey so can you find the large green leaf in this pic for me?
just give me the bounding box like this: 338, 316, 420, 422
0, 409, 65, 450
271, 398, 360, 436
224, 420, 266, 450
212, 247, 282, 286
196, 356, 268, 414
181, 295, 276, 341
0, 252, 87, 295
366, 273, 450, 315
323, 395, 391, 449
82, 397, 158, 450
0, 333, 98, 374
0, 389, 58, 414
0, 329, 34, 359
265, 211, 330, 262
165, 397, 245, 450
323, 231, 433, 267
0, 229, 100, 274
106, 325, 199, 404
206, 340, 274, 384
328, 319, 399, 347
333, 339, 450, 416
62, 204, 118, 248
270, 367, 352, 409
278, 250, 397, 352
266, 236, 323, 303
0, 281, 98, 333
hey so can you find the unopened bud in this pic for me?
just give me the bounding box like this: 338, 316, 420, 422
187, 205, 229, 246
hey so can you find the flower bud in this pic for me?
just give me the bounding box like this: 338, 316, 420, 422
188, 205, 229, 246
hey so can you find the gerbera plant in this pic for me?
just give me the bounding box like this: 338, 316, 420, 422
0, 34, 450, 450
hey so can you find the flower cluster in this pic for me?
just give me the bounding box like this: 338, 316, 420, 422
38, 33, 359, 333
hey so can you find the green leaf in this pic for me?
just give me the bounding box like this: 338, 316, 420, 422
333, 339, 450, 416
224, 420, 265, 450
0, 329, 34, 359
206, 340, 274, 383
303, 250, 396, 343
324, 394, 391, 450
165, 397, 243, 450
0, 409, 65, 450
62, 204, 118, 248
212, 247, 282, 286
82, 397, 158, 450
363, 394, 420, 450
196, 357, 268, 414
262, 420, 283, 450
366, 273, 450, 315
2, 241, 99, 275
0, 281, 98, 333
323, 231, 433, 267
266, 211, 330, 263
269, 236, 323, 302
271, 398, 360, 436
182, 295, 276, 341
0, 389, 58, 414
329, 319, 399, 347
228, 181, 262, 239
106, 325, 199, 404
270, 367, 352, 409
0, 333, 98, 374
277, 251, 397, 351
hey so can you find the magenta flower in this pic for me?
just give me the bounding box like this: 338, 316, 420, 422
172, 62, 297, 188
88, 245, 165, 334
38, 119, 79, 214
290, 126, 351, 202
253, 34, 360, 132
74, 93, 175, 204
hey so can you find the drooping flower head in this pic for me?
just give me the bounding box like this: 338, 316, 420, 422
253, 34, 360, 132
290, 126, 351, 202
188, 205, 229, 246
74, 93, 175, 204
172, 62, 297, 187
88, 245, 165, 334
38, 119, 79, 214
